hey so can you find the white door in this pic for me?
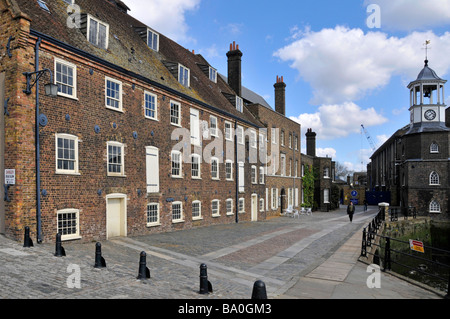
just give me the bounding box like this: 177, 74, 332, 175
106, 195, 127, 239
251, 194, 258, 222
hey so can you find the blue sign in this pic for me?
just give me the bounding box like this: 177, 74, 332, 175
351, 190, 358, 197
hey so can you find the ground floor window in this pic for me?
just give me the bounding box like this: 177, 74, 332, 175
57, 209, 79, 240
172, 202, 183, 222
429, 200, 441, 213
192, 201, 202, 220
146, 203, 159, 226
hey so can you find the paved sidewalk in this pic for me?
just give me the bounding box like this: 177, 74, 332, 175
0, 206, 446, 300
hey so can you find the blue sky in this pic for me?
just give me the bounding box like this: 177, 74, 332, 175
125, 0, 450, 175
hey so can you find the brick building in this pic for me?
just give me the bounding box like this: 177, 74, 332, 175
301, 129, 336, 211
0, 0, 300, 243
368, 59, 449, 219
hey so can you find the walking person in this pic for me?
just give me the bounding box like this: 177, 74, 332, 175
363, 199, 368, 212
347, 201, 355, 222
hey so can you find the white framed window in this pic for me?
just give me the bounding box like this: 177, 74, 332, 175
236, 96, 243, 112
271, 128, 277, 144
172, 202, 183, 223
144, 91, 157, 120
429, 200, 441, 213
280, 154, 286, 176
54, 58, 77, 99
429, 171, 440, 185
211, 157, 219, 180
289, 133, 292, 149
105, 77, 122, 111
190, 108, 200, 146
237, 126, 244, 145
57, 209, 80, 241
107, 141, 125, 176
324, 167, 330, 178
147, 29, 159, 51
178, 64, 190, 87
259, 167, 265, 184
211, 200, 220, 217
171, 151, 182, 178
430, 142, 439, 153
146, 146, 159, 193
210, 116, 218, 137
170, 100, 181, 126
259, 199, 265, 212
146, 203, 160, 226
55, 133, 79, 174
209, 67, 217, 83
226, 160, 233, 180
251, 165, 257, 184
280, 130, 285, 146
87, 15, 109, 49
226, 199, 233, 215
192, 200, 202, 220
191, 154, 201, 179
239, 198, 245, 213
294, 136, 298, 150
250, 130, 257, 149
224, 121, 233, 141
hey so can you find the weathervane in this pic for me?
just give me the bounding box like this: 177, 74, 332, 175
423, 40, 431, 65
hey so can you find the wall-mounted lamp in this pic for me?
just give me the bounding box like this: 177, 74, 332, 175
23, 68, 58, 97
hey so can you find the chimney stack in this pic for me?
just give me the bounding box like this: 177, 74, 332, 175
227, 41, 243, 97
274, 76, 286, 115
306, 128, 316, 157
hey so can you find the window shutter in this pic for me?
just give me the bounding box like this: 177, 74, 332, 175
146, 147, 159, 193
238, 162, 245, 192
190, 108, 200, 146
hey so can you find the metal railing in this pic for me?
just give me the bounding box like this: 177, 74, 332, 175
361, 208, 450, 297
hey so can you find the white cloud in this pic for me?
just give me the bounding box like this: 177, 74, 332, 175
376, 134, 389, 146
316, 148, 337, 159
274, 27, 450, 105
290, 102, 388, 140
364, 0, 450, 31
126, 0, 201, 44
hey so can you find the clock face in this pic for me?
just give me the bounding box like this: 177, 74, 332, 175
424, 109, 436, 121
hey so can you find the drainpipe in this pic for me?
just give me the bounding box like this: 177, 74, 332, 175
234, 120, 239, 223
35, 37, 42, 244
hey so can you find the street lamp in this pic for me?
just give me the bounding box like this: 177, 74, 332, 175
23, 68, 58, 97
23, 66, 58, 244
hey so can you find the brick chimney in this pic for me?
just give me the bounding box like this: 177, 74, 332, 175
274, 76, 286, 115
226, 41, 243, 97
306, 128, 316, 157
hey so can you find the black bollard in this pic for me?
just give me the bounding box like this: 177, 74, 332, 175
94, 242, 106, 268
137, 251, 150, 280
23, 226, 33, 248
54, 233, 66, 257
199, 264, 213, 294
251, 280, 268, 299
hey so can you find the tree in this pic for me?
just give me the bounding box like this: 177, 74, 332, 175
302, 165, 315, 208
335, 161, 353, 181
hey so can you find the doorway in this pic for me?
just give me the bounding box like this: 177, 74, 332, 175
251, 194, 258, 222
106, 194, 127, 239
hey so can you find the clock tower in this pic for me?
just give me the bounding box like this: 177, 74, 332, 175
407, 59, 447, 131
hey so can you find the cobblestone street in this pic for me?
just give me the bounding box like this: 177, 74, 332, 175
0, 206, 443, 301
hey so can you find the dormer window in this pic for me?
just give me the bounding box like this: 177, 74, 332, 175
236, 96, 243, 112
37, 0, 50, 12
209, 67, 217, 83
147, 29, 159, 51
87, 15, 109, 49
179, 64, 190, 87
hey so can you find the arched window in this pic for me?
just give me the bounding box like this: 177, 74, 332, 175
430, 142, 439, 153
429, 171, 440, 185
429, 200, 440, 213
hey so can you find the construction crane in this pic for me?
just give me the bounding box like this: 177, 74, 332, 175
361, 124, 378, 151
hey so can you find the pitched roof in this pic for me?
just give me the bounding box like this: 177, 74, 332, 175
12, 0, 262, 127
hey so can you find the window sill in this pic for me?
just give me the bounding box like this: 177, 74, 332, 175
146, 223, 161, 227
172, 219, 185, 224
106, 106, 124, 113
55, 171, 81, 176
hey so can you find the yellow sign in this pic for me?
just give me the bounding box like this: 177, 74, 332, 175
409, 240, 425, 253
